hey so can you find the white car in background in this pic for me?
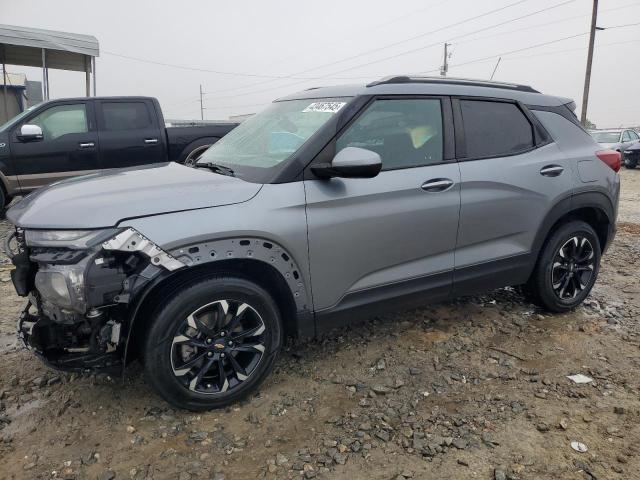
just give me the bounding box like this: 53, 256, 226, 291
589, 128, 640, 152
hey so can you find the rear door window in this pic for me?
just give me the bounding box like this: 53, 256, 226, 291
460, 100, 534, 158
100, 102, 153, 131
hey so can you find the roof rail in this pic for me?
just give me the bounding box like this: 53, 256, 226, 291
366, 75, 539, 93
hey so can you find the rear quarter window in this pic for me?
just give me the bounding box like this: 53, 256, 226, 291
532, 110, 596, 150
460, 100, 534, 158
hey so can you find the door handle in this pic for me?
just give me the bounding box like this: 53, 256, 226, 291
540, 165, 564, 177
79, 142, 95, 148
421, 178, 454, 192
144, 138, 158, 144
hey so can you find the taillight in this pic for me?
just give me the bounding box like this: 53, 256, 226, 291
596, 149, 621, 172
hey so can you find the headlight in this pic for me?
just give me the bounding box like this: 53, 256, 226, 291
25, 229, 119, 312
35, 271, 74, 309
35, 262, 87, 312
25, 229, 120, 249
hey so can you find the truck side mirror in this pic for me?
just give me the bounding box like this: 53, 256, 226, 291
18, 124, 44, 142
311, 147, 382, 179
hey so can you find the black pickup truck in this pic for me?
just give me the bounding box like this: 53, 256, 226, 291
0, 96, 237, 210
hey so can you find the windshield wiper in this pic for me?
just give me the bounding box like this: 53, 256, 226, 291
196, 162, 235, 177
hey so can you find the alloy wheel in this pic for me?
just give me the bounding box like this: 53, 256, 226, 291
170, 299, 266, 394
551, 236, 595, 300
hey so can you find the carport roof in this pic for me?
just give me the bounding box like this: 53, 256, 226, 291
0, 24, 99, 72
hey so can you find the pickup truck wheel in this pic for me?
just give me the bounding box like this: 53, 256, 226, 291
184, 145, 211, 167
143, 275, 282, 411
0, 189, 6, 218
524, 220, 600, 312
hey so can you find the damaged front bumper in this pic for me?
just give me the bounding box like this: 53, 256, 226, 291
18, 297, 123, 373
8, 227, 185, 374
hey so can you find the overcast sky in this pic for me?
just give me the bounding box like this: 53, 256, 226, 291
1, 0, 639, 127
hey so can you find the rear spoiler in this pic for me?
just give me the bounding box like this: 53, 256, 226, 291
553, 96, 578, 118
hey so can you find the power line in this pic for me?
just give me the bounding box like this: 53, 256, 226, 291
453, 1, 640, 46
207, 0, 577, 100
202, 0, 535, 97
169, 28, 640, 116
99, 1, 454, 85
604, 21, 640, 29
102, 0, 575, 100
176, 37, 640, 117
502, 38, 640, 60
417, 31, 590, 75
416, 22, 639, 76
269, 0, 450, 68
172, 38, 640, 118
101, 50, 373, 81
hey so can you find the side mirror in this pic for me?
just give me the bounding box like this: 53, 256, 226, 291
311, 147, 382, 179
18, 124, 43, 142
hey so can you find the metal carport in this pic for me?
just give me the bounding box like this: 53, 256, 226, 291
0, 24, 99, 112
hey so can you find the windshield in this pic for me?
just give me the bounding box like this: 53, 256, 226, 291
0, 103, 42, 133
591, 131, 620, 143
197, 98, 350, 179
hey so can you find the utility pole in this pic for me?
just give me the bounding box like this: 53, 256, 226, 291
440, 43, 451, 77
581, 0, 599, 125
199, 84, 204, 121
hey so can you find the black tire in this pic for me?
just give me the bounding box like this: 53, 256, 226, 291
143, 275, 283, 411
524, 220, 601, 312
183, 145, 211, 167
0, 189, 6, 219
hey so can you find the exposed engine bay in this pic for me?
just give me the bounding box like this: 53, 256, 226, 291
6, 228, 184, 373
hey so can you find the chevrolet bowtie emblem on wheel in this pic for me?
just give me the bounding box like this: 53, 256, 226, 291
214, 343, 225, 349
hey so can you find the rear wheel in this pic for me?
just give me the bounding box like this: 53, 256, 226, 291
143, 275, 283, 410
524, 221, 600, 312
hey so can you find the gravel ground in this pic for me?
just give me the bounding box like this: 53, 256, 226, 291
0, 170, 639, 480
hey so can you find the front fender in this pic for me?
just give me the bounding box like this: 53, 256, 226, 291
120, 236, 311, 370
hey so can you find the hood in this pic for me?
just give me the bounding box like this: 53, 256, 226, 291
7, 162, 262, 229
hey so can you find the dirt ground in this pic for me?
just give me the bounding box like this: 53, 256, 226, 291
0, 170, 639, 480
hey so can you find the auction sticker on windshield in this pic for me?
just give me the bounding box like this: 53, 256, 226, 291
303, 102, 346, 113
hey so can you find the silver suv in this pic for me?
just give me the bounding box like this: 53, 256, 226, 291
5, 76, 621, 410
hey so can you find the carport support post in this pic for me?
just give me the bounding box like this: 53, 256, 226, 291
85, 55, 90, 97
92, 56, 96, 96
2, 45, 7, 121
41, 48, 49, 100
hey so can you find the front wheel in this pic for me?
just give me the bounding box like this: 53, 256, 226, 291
143, 276, 283, 410
524, 220, 601, 312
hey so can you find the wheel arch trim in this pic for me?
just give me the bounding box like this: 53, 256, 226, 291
120, 236, 310, 370
168, 236, 309, 310
533, 190, 615, 259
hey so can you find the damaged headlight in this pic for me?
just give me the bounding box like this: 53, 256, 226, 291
35, 269, 80, 310
25, 229, 120, 249
24, 227, 185, 314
